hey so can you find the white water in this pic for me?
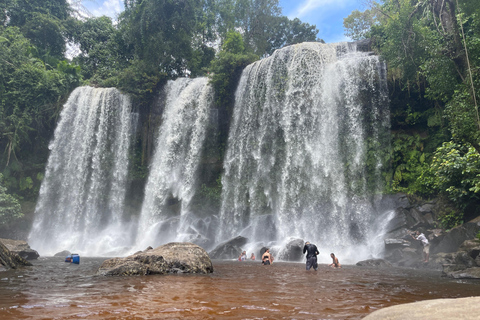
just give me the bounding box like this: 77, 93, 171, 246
219, 42, 390, 262
29, 87, 135, 256
28, 42, 391, 260
134, 77, 214, 250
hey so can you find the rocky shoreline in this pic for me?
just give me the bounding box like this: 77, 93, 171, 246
378, 194, 480, 278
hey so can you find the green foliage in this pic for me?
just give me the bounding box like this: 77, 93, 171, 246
389, 133, 431, 194
343, 8, 378, 40
425, 141, 480, 207
0, 173, 22, 226
0, 26, 81, 199
72, 16, 129, 81
477, 231, 480, 240
199, 176, 223, 203
439, 209, 464, 230
209, 32, 258, 108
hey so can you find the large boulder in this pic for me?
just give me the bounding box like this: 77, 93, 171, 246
363, 297, 480, 319
0, 238, 39, 260
209, 236, 248, 259
431, 222, 480, 254
356, 259, 392, 268
0, 241, 32, 270
445, 267, 480, 279
277, 238, 304, 261
97, 242, 213, 276
54, 250, 71, 257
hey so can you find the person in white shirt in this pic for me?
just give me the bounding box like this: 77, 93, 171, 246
411, 231, 430, 262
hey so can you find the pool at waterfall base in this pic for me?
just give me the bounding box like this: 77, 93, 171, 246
0, 257, 479, 319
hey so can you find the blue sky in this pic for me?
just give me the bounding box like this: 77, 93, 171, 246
77, 0, 366, 43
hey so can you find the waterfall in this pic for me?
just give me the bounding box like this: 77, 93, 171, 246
135, 77, 214, 250
219, 42, 390, 261
29, 87, 135, 256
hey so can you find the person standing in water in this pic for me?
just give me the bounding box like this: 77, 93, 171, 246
302, 241, 319, 271
262, 249, 273, 265
329, 253, 341, 268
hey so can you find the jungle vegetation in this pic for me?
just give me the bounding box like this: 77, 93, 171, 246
1, 0, 479, 231
344, 0, 480, 226
0, 0, 321, 228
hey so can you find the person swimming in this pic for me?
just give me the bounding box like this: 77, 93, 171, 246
329, 253, 341, 268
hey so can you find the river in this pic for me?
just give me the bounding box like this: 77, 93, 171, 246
0, 257, 479, 319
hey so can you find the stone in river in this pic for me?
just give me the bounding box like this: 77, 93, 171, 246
0, 240, 32, 270
356, 259, 392, 268
0, 238, 39, 260
363, 296, 480, 319
97, 242, 213, 276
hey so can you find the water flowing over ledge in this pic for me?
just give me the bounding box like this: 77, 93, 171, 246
28, 42, 392, 261
219, 42, 390, 261
29, 87, 135, 256
134, 77, 214, 251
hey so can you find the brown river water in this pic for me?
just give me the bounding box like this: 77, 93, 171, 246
0, 257, 479, 319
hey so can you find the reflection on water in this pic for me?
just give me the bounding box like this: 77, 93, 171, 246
0, 257, 479, 319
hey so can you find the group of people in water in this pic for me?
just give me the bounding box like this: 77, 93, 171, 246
238, 241, 341, 269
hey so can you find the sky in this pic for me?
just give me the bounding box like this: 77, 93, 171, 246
77, 0, 366, 43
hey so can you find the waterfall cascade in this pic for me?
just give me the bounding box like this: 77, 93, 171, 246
134, 77, 215, 250
29, 42, 392, 261
29, 87, 135, 256
219, 42, 390, 261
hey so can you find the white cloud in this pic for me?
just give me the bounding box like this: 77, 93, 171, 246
89, 0, 124, 20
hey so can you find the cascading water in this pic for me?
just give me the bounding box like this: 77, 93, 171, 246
135, 77, 215, 250
29, 86, 135, 256
219, 42, 390, 262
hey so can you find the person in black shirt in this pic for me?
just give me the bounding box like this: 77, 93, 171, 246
302, 241, 319, 271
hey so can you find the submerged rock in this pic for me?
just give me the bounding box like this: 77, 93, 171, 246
54, 250, 71, 257
97, 242, 213, 276
209, 236, 248, 259
0, 241, 32, 270
356, 259, 392, 268
0, 238, 39, 260
363, 297, 480, 319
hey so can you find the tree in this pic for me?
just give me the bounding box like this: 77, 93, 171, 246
0, 173, 22, 227
119, 0, 201, 77
343, 9, 378, 40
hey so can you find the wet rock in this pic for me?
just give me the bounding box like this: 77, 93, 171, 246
384, 238, 410, 249
0, 241, 32, 270
208, 236, 248, 259
385, 208, 408, 233
278, 238, 304, 262
54, 250, 71, 257
363, 297, 480, 319
384, 227, 412, 241
417, 203, 435, 213
0, 238, 39, 260
97, 242, 213, 276
378, 193, 411, 210
394, 248, 422, 268
445, 267, 480, 279
458, 239, 480, 260
431, 222, 480, 254
405, 208, 430, 228
356, 259, 392, 268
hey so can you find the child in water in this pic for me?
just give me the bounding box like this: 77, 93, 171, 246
329, 253, 341, 268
